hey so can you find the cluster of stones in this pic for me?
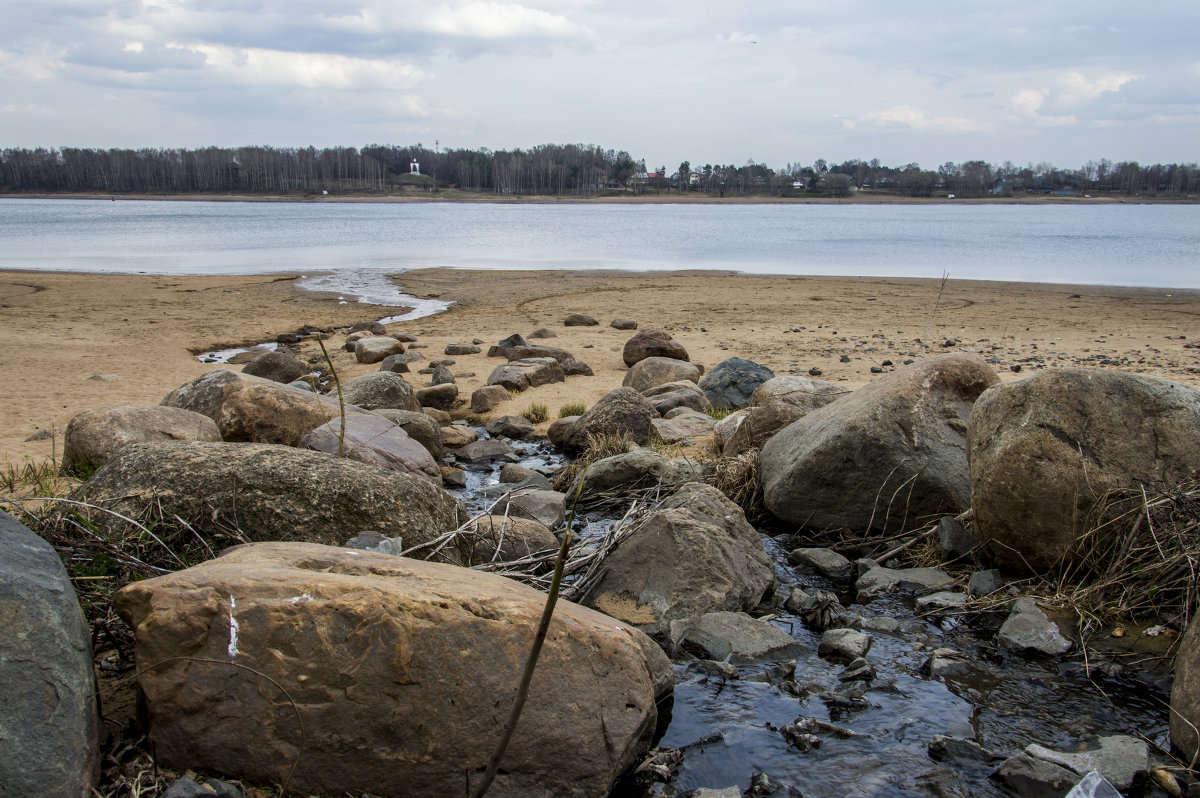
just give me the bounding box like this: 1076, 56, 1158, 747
12, 310, 1200, 797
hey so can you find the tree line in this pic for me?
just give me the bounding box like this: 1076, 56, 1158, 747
0, 143, 1195, 198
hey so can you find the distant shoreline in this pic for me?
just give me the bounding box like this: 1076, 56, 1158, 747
4, 190, 1196, 205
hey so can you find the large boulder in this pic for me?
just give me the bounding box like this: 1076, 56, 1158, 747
623, 357, 703, 393
370, 409, 444, 459
568, 451, 702, 500
622, 329, 689, 367
63, 404, 221, 472
341, 372, 421, 412
1172, 614, 1200, 764
162, 370, 344, 447
300, 415, 441, 482
471, 385, 513, 414
0, 510, 99, 798
751, 375, 847, 412
462, 515, 560, 565
721, 402, 807, 457
354, 336, 405, 364
415, 383, 458, 410
73, 442, 467, 561
761, 354, 999, 532
114, 542, 671, 798
650, 410, 717, 445
241, 350, 308, 384
560, 388, 657, 452
969, 369, 1200, 571
642, 380, 712, 416
699, 357, 775, 412
584, 483, 775, 637
486, 358, 565, 393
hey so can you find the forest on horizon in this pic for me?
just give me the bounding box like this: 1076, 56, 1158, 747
2, 142, 1196, 199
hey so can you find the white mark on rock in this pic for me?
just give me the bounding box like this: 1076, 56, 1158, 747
227, 595, 240, 659
288, 594, 313, 604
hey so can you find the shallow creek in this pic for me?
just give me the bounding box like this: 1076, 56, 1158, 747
452, 432, 1169, 797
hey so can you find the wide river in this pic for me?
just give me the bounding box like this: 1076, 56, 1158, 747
1, 198, 1197, 317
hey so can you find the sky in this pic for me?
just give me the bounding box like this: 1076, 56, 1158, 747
2, 0, 1198, 172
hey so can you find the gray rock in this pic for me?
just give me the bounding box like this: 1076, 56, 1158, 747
0, 510, 100, 798
547, 416, 579, 449
568, 450, 701, 499
431, 364, 455, 385
486, 415, 535, 439
444, 343, 481, 355
342, 371, 421, 412
1024, 736, 1148, 792
585, 483, 775, 637
355, 336, 405, 364
699, 357, 776, 412
73, 442, 468, 561
970, 369, 1200, 572
711, 409, 748, 450
242, 350, 308, 384
561, 358, 594, 377
377, 353, 410, 373
455, 438, 516, 463
751, 375, 847, 413
611, 318, 638, 330
622, 328, 689, 367
441, 467, 467, 488
63, 404, 222, 472
914, 591, 970, 615
650, 410, 717, 445
344, 531, 405, 556
670, 612, 806, 664
991, 752, 1079, 798
998, 597, 1072, 656
528, 328, 556, 339
787, 548, 853, 582
623, 357, 703, 393
855, 566, 954, 603
348, 321, 387, 335
440, 425, 479, 448
415, 383, 458, 410
162, 776, 244, 798
967, 569, 1005, 596
784, 587, 810, 614
642, 380, 712, 416
162, 369, 348, 447
1173, 614, 1200, 764
470, 385, 512, 413
499, 463, 548, 485
761, 354, 999, 532
287, 379, 316, 392
507, 345, 574, 364
486, 358, 565, 393
927, 735, 1001, 765
817, 628, 871, 663
461, 515, 560, 565
300, 414, 441, 482
371, 409, 444, 458
495, 488, 567, 529
722, 402, 807, 457
564, 313, 599, 326
937, 516, 980, 563
923, 647, 971, 678
487, 333, 530, 358
560, 388, 657, 452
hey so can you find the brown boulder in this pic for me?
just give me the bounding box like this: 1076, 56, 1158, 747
471, 385, 513, 413
73, 442, 466, 559
761, 354, 999, 532
486, 358, 565, 393
623, 357, 703, 393
969, 369, 1200, 571
464, 515, 560, 564
341, 372, 421, 412
622, 329, 689, 368
560, 388, 657, 452
64, 404, 221, 472
751, 375, 848, 413
300, 414, 441, 482
354, 336, 405, 364
162, 369, 343, 446
114, 542, 671, 798
722, 402, 808, 457
241, 350, 308, 384
642, 380, 712, 417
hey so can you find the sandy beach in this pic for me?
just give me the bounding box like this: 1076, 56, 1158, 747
3, 268, 1200, 465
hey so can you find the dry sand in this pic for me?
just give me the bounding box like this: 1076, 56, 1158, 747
4, 268, 1200, 466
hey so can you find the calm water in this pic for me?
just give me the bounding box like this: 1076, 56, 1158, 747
1, 199, 1197, 308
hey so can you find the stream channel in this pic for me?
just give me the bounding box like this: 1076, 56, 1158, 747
447, 429, 1172, 798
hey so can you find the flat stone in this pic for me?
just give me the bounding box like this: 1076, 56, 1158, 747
915, 591, 970, 615
670, 612, 806, 664
787, 547, 853, 581
998, 597, 1072, 656
855, 566, 954, 603
455, 438, 516, 463
817, 628, 871, 663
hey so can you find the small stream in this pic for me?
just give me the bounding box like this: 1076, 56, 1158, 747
455, 431, 1173, 798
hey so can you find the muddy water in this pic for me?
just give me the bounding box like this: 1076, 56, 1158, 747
456, 437, 1171, 797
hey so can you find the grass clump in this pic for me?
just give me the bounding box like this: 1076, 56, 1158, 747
712, 448, 767, 524
707, 406, 736, 420
522, 402, 550, 424
558, 401, 587, 418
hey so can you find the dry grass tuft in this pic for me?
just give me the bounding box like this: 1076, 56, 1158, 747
711, 448, 768, 524
551, 432, 635, 492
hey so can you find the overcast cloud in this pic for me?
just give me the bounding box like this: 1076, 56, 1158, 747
1, 0, 1196, 169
